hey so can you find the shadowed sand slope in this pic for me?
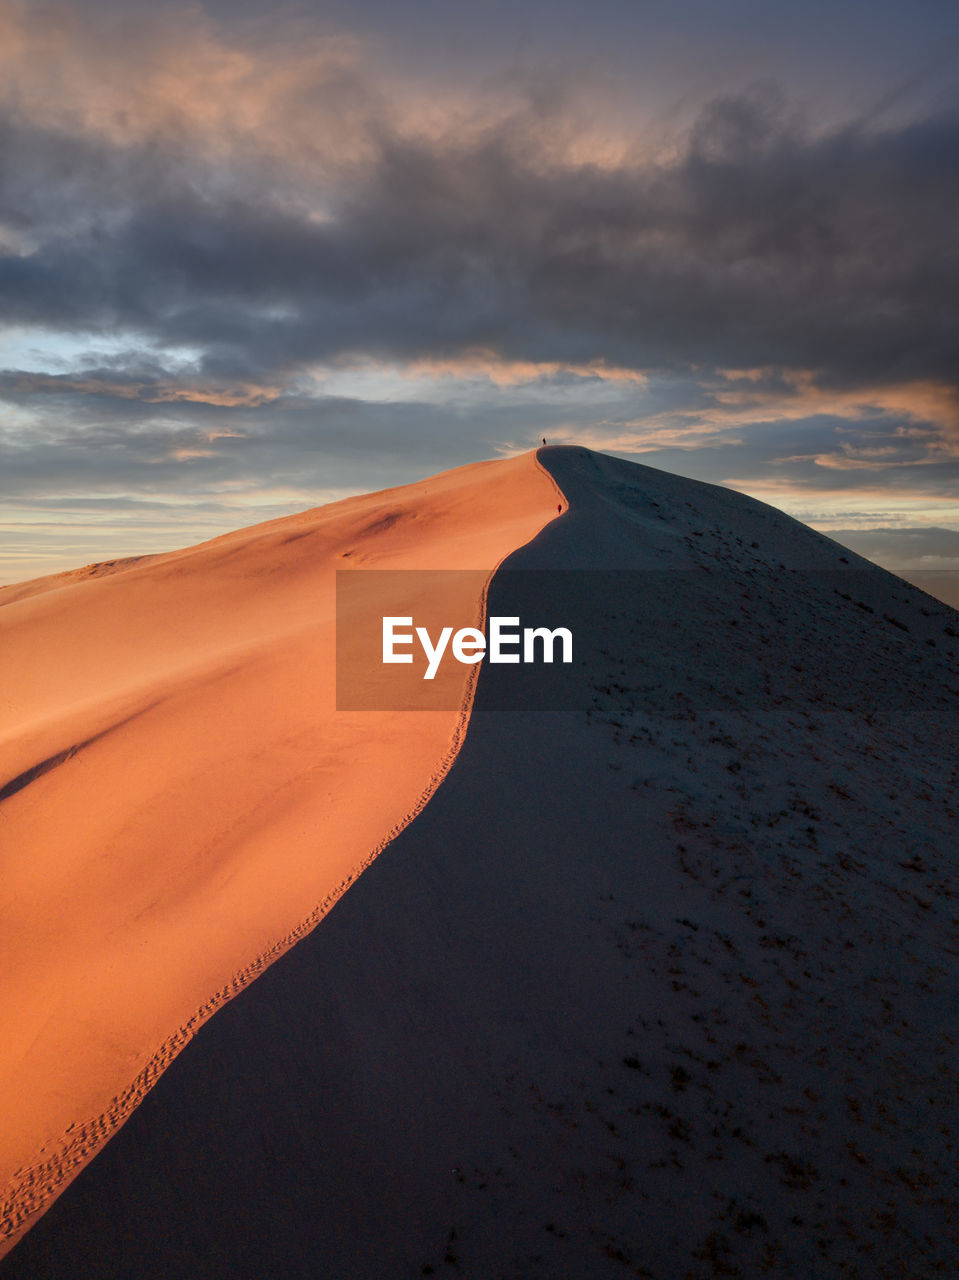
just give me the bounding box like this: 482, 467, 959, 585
4, 447, 959, 1277
0, 450, 562, 1256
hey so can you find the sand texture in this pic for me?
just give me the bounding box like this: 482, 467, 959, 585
3, 447, 958, 1276
0, 450, 562, 1255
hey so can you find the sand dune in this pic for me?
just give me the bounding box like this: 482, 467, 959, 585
0, 450, 563, 1256
3, 447, 958, 1277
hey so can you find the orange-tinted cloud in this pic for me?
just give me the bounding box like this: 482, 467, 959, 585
0, 370, 282, 408
0, 0, 361, 156
399, 352, 649, 388
711, 370, 959, 437
566, 374, 959, 460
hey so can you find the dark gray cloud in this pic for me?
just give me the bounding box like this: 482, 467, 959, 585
1, 7, 958, 583
1, 85, 957, 392
0, 376, 564, 501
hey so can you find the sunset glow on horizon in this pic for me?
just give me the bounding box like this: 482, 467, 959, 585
1, 0, 958, 582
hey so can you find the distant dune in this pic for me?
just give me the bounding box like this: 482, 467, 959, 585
891, 568, 959, 612
2, 448, 958, 1277
0, 451, 562, 1257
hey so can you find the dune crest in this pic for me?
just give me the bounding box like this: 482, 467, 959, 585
3, 447, 955, 1278
0, 449, 563, 1255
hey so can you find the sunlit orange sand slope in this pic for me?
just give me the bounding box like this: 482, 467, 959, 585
0, 450, 563, 1253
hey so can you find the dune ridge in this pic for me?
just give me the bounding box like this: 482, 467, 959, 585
1, 709, 459, 1253
2, 447, 955, 1278
0, 449, 563, 1257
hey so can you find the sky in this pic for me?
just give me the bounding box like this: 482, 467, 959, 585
1, 0, 958, 583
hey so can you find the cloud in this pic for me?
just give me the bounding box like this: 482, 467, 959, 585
0, 7, 955, 389
1, 0, 958, 580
